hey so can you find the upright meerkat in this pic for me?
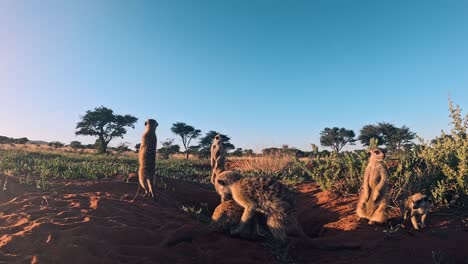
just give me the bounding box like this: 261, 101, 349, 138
210, 134, 226, 184
356, 148, 389, 224
400, 193, 431, 230
215, 172, 360, 250
138, 119, 158, 199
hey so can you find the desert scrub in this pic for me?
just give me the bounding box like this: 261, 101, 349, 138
0, 149, 212, 184
416, 99, 468, 206
0, 149, 138, 180
157, 159, 211, 184
297, 151, 366, 195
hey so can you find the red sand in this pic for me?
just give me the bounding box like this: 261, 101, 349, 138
0, 174, 466, 264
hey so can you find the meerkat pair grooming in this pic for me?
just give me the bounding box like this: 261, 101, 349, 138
161, 200, 265, 247
214, 172, 360, 250
401, 193, 432, 230
135, 119, 158, 200
356, 148, 389, 224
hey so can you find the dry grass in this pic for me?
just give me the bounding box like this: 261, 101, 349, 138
0, 143, 138, 157
229, 153, 293, 174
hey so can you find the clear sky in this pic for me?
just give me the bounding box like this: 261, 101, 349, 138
1, 0, 467, 152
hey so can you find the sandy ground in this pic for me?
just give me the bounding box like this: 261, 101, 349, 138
0, 174, 466, 264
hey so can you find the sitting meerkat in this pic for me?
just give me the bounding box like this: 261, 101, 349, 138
401, 193, 432, 230
356, 148, 389, 224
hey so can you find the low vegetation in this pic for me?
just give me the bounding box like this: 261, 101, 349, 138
0, 99, 466, 208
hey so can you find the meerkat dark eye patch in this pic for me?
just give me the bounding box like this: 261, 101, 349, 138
217, 179, 227, 186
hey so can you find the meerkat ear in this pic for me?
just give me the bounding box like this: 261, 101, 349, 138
217, 179, 227, 186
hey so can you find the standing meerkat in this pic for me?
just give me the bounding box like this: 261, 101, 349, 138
400, 193, 431, 230
137, 119, 158, 199
356, 148, 389, 224
210, 134, 226, 185
215, 172, 360, 250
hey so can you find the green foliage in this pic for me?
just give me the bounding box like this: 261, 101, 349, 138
48, 141, 64, 148
298, 98, 468, 207
69, 141, 84, 149
319, 127, 356, 153
158, 139, 181, 159
196, 131, 235, 158
358, 123, 416, 152
297, 151, 365, 194
75, 106, 138, 153
170, 122, 201, 159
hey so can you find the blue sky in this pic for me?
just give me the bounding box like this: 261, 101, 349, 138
0, 0, 467, 152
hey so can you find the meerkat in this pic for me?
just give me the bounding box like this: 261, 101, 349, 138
400, 193, 431, 230
136, 119, 158, 199
210, 134, 226, 185
161, 200, 264, 247
215, 172, 360, 250
356, 148, 389, 224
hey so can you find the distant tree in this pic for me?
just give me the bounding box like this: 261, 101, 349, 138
196, 131, 235, 158
358, 123, 415, 152
170, 122, 201, 159
231, 148, 244, 157
48, 141, 65, 148
320, 127, 356, 153
69, 141, 84, 149
75, 106, 137, 154
115, 142, 131, 152
14, 137, 29, 144
158, 139, 180, 159
262, 147, 282, 155
358, 124, 384, 146
135, 143, 141, 152
379, 123, 415, 152
0, 136, 11, 144
243, 149, 255, 156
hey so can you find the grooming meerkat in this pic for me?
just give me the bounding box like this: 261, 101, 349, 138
137, 119, 158, 199
356, 148, 389, 224
400, 193, 431, 230
215, 172, 360, 250
210, 134, 226, 185
162, 200, 264, 246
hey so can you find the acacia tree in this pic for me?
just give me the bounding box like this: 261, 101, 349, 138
358, 123, 415, 152
319, 127, 356, 153
170, 122, 201, 159
75, 106, 137, 154
196, 131, 235, 158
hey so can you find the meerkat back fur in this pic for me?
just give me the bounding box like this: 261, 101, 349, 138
356, 148, 389, 224
216, 172, 360, 250
401, 193, 431, 230
138, 119, 158, 199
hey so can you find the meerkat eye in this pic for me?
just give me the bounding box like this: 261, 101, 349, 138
217, 179, 227, 186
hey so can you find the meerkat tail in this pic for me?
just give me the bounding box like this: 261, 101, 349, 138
130, 183, 141, 203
